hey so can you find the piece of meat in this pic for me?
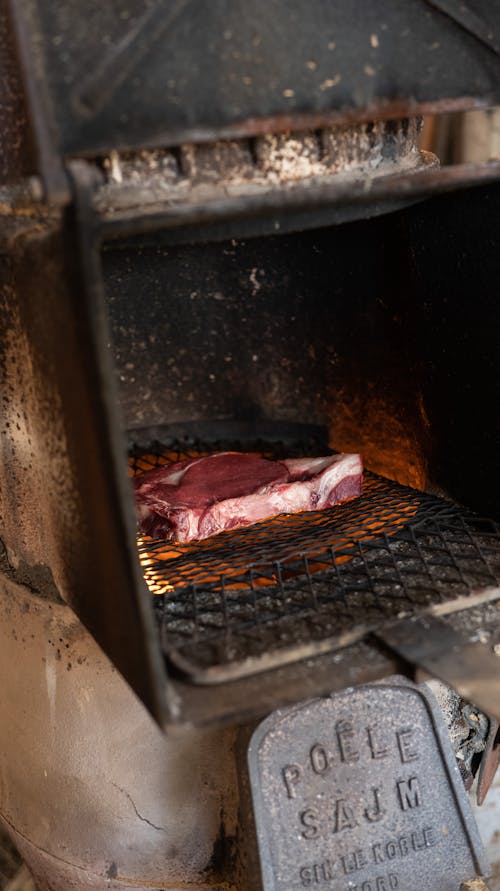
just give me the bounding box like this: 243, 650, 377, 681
134, 451, 363, 543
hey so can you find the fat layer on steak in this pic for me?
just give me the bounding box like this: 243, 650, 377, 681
134, 452, 363, 543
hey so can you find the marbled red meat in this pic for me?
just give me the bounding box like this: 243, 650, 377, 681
134, 451, 363, 542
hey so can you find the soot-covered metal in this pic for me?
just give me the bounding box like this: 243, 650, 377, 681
8, 0, 500, 199
102, 210, 430, 493
1, 0, 500, 729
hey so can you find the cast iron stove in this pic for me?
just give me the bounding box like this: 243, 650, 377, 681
2, 2, 500, 889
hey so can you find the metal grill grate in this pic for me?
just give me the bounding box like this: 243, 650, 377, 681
130, 438, 500, 683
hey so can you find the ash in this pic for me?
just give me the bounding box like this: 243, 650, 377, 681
425, 678, 489, 789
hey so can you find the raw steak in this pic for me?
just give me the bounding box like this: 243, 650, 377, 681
134, 451, 363, 542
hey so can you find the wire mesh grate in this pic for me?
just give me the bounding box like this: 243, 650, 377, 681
131, 437, 500, 682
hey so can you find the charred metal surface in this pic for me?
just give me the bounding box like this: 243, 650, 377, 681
97, 158, 500, 244
0, 0, 34, 185
477, 719, 500, 806
1, 0, 500, 734
406, 180, 500, 519
248, 679, 488, 891
205, 808, 239, 886
127, 420, 330, 454
166, 639, 403, 729
376, 614, 500, 720
6, 0, 67, 202
95, 159, 500, 245
101, 212, 431, 487
3, 159, 500, 726
7, 0, 500, 200
423, 0, 500, 55
0, 202, 166, 722
0, 538, 61, 604
95, 120, 425, 216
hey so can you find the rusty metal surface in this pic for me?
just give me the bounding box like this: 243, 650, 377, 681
0, 0, 34, 185
0, 205, 166, 723
99, 158, 500, 243
95, 120, 426, 217
248, 679, 489, 891
100, 176, 500, 518
7, 0, 500, 199
6, 0, 67, 201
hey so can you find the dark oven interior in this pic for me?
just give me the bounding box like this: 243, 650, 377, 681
100, 181, 500, 701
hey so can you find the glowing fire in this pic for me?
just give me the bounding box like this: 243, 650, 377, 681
137, 535, 175, 595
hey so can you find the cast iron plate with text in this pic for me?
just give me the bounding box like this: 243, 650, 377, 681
248, 678, 488, 891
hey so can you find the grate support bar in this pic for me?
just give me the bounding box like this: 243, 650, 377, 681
376, 610, 500, 718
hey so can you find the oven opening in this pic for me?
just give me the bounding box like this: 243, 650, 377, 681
101, 204, 500, 688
